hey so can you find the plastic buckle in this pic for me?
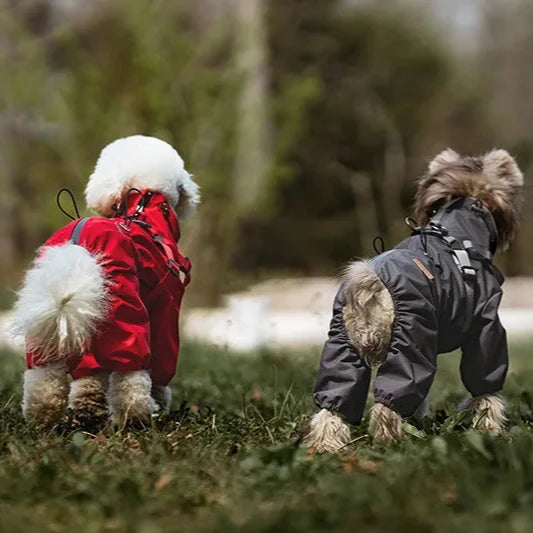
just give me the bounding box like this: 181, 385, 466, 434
117, 221, 131, 232
430, 221, 448, 235
180, 258, 191, 274
168, 258, 181, 277
168, 258, 191, 285
132, 219, 151, 229
461, 265, 477, 280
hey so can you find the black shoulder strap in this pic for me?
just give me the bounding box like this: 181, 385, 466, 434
69, 217, 90, 244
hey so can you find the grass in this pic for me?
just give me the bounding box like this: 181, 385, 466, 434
1, 340, 533, 532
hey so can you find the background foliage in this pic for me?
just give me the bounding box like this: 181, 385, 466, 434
1, 0, 533, 306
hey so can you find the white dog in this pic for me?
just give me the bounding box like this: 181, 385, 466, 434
11, 135, 199, 428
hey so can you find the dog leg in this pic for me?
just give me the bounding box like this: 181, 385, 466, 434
22, 362, 69, 428
369, 403, 403, 444
302, 408, 351, 453
467, 394, 506, 435
108, 370, 158, 427
343, 260, 395, 366
151, 384, 172, 412
412, 396, 431, 425
69, 373, 109, 429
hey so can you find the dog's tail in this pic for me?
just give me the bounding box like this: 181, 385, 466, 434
342, 260, 395, 366
10, 243, 109, 364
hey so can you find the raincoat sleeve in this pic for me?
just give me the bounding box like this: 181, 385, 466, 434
313, 284, 371, 425
372, 269, 439, 418
460, 291, 508, 397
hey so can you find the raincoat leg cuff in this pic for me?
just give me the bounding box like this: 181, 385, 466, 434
312, 397, 363, 426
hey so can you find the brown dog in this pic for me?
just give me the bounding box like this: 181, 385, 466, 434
305, 149, 523, 451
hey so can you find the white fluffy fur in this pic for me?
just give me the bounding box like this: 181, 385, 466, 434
342, 260, 395, 366
151, 384, 172, 412
85, 135, 200, 219
467, 394, 506, 435
108, 370, 158, 426
10, 243, 109, 363
22, 362, 69, 427
369, 403, 403, 444
302, 408, 351, 452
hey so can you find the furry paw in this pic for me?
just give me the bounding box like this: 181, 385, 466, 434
151, 385, 172, 412
467, 394, 506, 435
22, 363, 69, 428
369, 403, 403, 444
68, 373, 109, 430
108, 370, 158, 427
302, 409, 351, 453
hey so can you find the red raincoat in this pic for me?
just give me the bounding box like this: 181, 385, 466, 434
26, 190, 190, 387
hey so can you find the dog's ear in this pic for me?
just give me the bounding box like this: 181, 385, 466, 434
483, 149, 523, 186
428, 149, 461, 174
176, 176, 201, 220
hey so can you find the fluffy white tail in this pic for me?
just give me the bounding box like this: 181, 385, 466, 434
11, 243, 109, 364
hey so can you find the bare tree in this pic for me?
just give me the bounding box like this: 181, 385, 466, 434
233, 0, 271, 211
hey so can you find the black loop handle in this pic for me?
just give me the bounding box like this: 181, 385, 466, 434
372, 236, 385, 255
405, 217, 419, 231
56, 188, 81, 220
116, 187, 145, 220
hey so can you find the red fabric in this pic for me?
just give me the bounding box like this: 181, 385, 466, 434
26, 191, 188, 386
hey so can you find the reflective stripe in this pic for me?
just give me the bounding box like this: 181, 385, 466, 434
69, 217, 90, 244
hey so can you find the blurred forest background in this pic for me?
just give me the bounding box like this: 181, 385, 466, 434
1, 0, 533, 308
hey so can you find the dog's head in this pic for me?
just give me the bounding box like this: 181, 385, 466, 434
414, 149, 524, 248
85, 135, 200, 219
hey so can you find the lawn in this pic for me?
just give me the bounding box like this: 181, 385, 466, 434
1, 340, 533, 533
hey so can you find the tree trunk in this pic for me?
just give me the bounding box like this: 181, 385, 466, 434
233, 0, 270, 211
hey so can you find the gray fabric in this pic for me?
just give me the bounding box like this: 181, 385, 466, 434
313, 197, 508, 423
313, 286, 371, 424
69, 217, 90, 244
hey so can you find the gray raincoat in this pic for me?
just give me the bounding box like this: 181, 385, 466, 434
313, 197, 508, 424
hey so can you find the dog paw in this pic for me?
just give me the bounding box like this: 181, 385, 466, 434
369, 403, 403, 444
22, 364, 69, 429
468, 394, 506, 435
68, 374, 109, 431
151, 385, 172, 412
302, 409, 351, 453
108, 370, 158, 427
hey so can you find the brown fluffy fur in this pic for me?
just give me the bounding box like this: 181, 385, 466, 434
305, 148, 522, 451
342, 261, 395, 366
368, 403, 403, 444
467, 393, 506, 435
302, 409, 351, 452
414, 149, 523, 249
68, 373, 109, 429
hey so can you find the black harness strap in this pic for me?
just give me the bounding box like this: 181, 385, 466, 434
410, 215, 481, 327
69, 217, 90, 244
128, 194, 192, 285
442, 235, 476, 323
